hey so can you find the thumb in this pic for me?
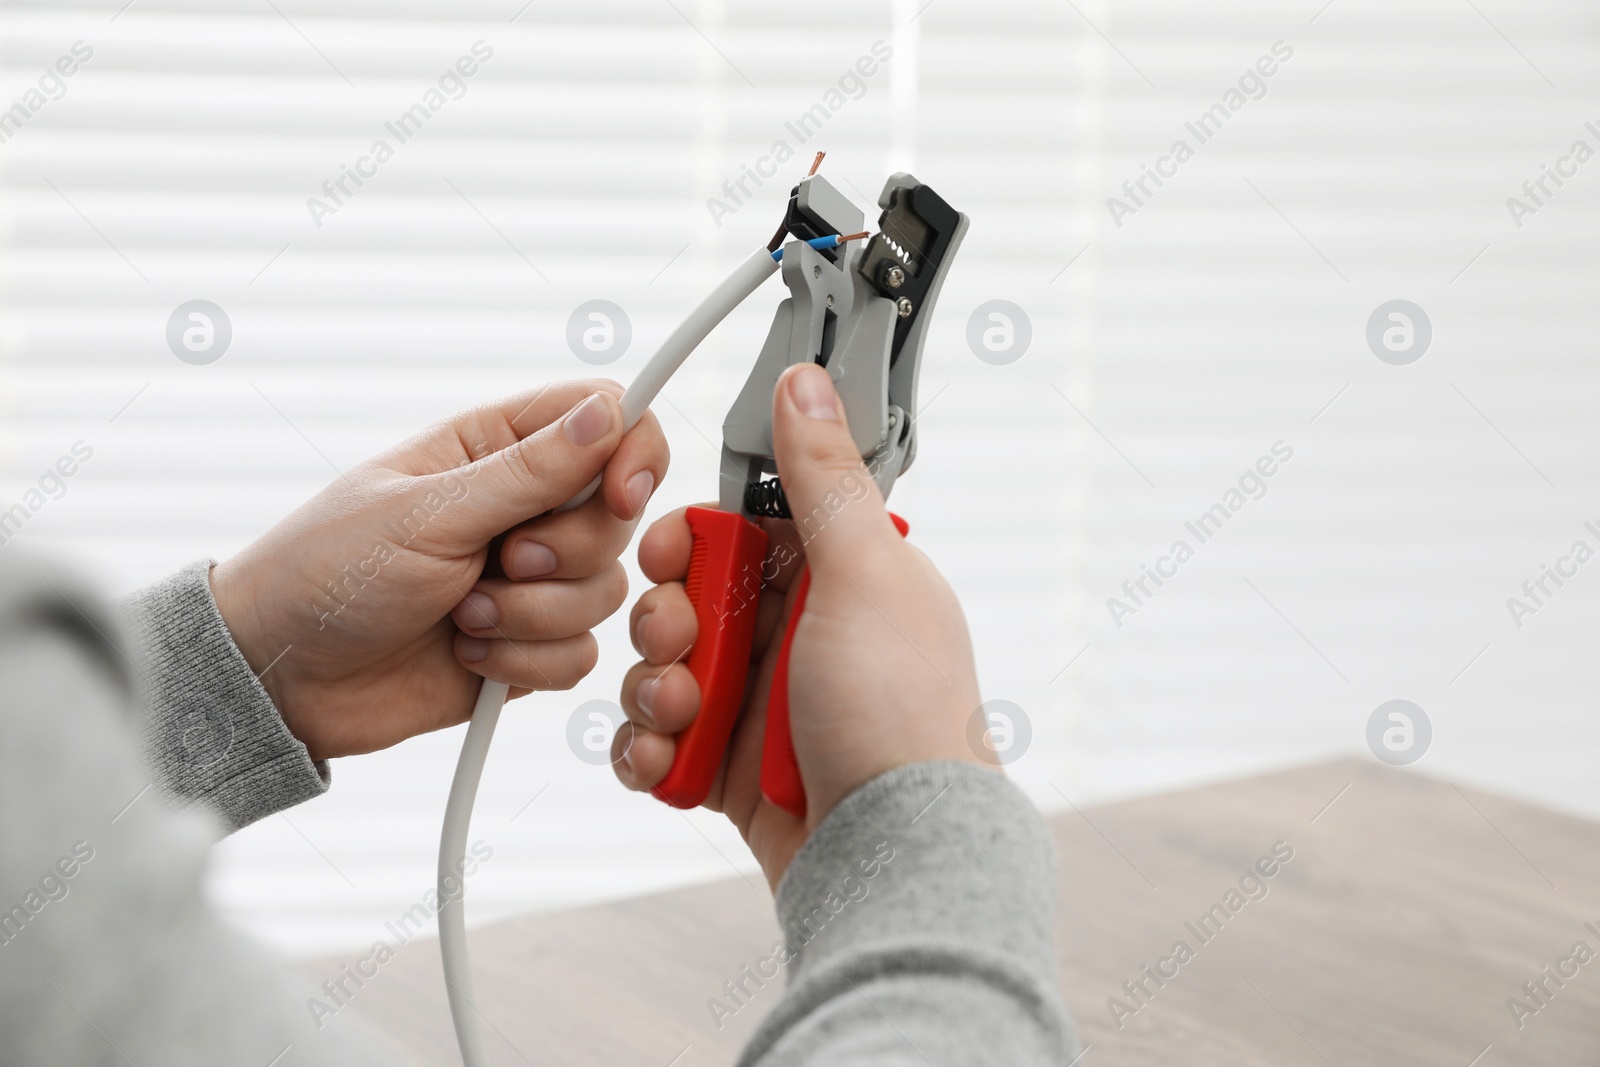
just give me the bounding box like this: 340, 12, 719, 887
771, 363, 898, 573
435, 390, 623, 540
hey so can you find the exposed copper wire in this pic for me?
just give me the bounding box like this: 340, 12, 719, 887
768, 152, 833, 251
766, 220, 789, 252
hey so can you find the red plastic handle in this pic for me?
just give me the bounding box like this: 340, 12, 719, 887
650, 507, 768, 809
758, 567, 811, 817
761, 513, 909, 819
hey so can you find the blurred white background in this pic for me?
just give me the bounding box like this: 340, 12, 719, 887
3, 0, 1597, 957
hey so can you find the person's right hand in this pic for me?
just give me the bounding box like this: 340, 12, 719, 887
611, 362, 990, 889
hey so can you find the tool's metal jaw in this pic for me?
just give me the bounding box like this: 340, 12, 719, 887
718, 172, 969, 518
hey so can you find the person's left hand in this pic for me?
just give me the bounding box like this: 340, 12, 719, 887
209, 379, 668, 761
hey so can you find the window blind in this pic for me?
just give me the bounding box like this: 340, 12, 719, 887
3, 0, 1596, 956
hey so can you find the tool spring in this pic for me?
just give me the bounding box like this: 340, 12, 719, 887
744, 478, 792, 519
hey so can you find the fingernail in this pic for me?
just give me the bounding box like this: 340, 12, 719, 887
789, 364, 839, 420
634, 611, 654, 653
510, 540, 557, 579
625, 470, 655, 516
635, 676, 659, 728
458, 591, 498, 630
563, 393, 615, 447
458, 636, 490, 663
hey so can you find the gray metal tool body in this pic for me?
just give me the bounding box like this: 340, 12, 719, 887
719, 172, 970, 517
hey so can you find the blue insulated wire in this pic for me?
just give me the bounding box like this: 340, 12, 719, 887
771, 234, 843, 262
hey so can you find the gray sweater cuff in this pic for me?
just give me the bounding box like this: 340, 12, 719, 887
738, 761, 1076, 1065
775, 761, 1061, 983
121, 560, 329, 832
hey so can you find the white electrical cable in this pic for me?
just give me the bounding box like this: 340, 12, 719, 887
556, 246, 783, 514
438, 245, 779, 1067
437, 677, 507, 1067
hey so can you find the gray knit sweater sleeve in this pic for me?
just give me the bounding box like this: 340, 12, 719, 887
737, 761, 1079, 1066
119, 560, 328, 832
6, 556, 1074, 1064
0, 557, 396, 1066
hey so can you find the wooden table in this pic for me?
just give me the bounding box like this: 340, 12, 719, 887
302, 759, 1600, 1065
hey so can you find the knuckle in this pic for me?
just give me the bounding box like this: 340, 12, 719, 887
509, 434, 554, 496
809, 449, 867, 479
641, 413, 670, 456
578, 632, 600, 673
522, 587, 556, 636
553, 633, 600, 690
561, 525, 611, 575
511, 450, 544, 492
601, 562, 629, 614
372, 481, 447, 551
643, 581, 691, 629
666, 585, 697, 637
